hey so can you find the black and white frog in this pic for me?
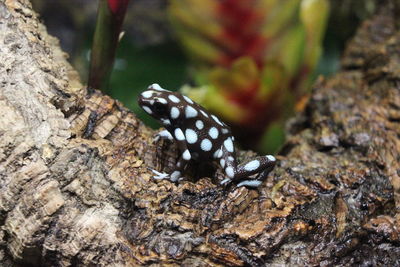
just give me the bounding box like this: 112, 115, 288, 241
138, 84, 276, 188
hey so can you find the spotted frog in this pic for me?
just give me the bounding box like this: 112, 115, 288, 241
138, 84, 276, 187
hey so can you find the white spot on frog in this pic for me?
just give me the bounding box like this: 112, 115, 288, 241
168, 95, 180, 103
174, 128, 185, 141
208, 127, 219, 139
143, 106, 152, 114
185, 106, 198, 118
183, 95, 194, 104
196, 120, 204, 130
170, 107, 180, 119
200, 139, 212, 151
224, 138, 234, 152
185, 129, 198, 144
244, 160, 260, 171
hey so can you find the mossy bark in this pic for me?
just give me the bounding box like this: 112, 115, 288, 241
0, 0, 399, 266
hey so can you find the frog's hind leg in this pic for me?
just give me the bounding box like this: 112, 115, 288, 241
235, 155, 276, 188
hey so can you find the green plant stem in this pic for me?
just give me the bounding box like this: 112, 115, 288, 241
88, 0, 128, 93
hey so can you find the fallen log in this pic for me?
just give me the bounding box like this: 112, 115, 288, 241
0, 0, 399, 266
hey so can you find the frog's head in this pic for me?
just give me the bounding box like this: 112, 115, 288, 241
138, 84, 174, 125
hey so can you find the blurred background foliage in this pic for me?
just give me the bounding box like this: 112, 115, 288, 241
168, 0, 330, 152
31, 0, 377, 153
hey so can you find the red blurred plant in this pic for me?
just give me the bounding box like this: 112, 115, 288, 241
108, 0, 129, 14
88, 0, 130, 93
169, 0, 329, 151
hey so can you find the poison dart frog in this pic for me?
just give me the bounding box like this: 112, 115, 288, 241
138, 84, 276, 188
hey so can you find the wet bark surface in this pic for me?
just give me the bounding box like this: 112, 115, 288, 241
0, 0, 399, 266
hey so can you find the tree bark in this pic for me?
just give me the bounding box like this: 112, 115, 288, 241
1, 0, 400, 266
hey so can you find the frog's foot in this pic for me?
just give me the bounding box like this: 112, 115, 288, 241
151, 169, 183, 182
221, 177, 262, 188
154, 129, 173, 142
220, 178, 232, 186
236, 179, 262, 188
151, 169, 170, 180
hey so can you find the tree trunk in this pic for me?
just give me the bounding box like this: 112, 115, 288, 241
1, 0, 399, 266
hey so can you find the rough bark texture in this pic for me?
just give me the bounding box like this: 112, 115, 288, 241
1, 0, 400, 266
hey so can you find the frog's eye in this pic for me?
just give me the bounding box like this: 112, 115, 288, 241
153, 101, 167, 115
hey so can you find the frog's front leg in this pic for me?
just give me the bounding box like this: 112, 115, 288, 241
154, 129, 173, 142
153, 127, 191, 182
